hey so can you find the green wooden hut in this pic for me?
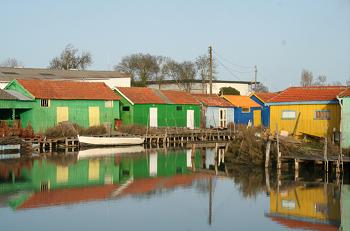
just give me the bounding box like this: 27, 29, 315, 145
338, 88, 350, 149
115, 87, 201, 128
0, 89, 33, 127
4, 79, 120, 133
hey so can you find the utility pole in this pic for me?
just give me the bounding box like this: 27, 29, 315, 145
209, 46, 213, 95
254, 65, 257, 91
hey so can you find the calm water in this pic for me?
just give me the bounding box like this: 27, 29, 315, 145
0, 146, 349, 231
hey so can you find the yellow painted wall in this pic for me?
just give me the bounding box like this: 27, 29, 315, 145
88, 106, 100, 126
56, 107, 69, 123
269, 185, 340, 222
270, 104, 340, 138
88, 160, 100, 181
253, 110, 261, 127
56, 165, 69, 183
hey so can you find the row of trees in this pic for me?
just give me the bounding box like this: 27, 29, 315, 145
300, 69, 350, 86
1, 45, 216, 92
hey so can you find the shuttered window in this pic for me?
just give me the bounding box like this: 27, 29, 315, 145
105, 100, 113, 108
314, 110, 330, 120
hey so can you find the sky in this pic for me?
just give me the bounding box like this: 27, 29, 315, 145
1, 0, 350, 91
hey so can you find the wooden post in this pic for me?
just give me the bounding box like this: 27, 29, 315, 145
265, 167, 271, 194
265, 139, 271, 168
294, 159, 299, 181
276, 123, 281, 170
324, 137, 328, 172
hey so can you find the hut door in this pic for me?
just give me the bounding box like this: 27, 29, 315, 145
219, 108, 227, 128
57, 107, 69, 124
149, 107, 158, 127
253, 110, 261, 127
89, 107, 100, 126
187, 110, 194, 129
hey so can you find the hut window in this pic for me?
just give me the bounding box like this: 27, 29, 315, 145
105, 100, 113, 108
282, 110, 296, 119
176, 106, 182, 111
122, 106, 130, 111
314, 110, 330, 120
40, 99, 50, 107
242, 108, 250, 113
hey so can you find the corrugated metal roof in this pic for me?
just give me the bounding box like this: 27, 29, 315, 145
5, 90, 32, 101
222, 95, 261, 108
268, 86, 346, 103
16, 79, 120, 100
192, 94, 234, 107
0, 67, 131, 82
0, 89, 32, 100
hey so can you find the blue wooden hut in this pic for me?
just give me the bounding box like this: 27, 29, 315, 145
222, 95, 262, 126
250, 92, 278, 128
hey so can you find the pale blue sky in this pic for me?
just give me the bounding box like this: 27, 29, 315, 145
1, 0, 350, 91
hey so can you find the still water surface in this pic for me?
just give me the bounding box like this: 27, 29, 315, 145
0, 146, 348, 231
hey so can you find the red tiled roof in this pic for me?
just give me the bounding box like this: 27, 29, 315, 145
116, 87, 165, 104
192, 94, 233, 107
16, 79, 120, 100
116, 87, 200, 105
338, 87, 350, 98
18, 185, 118, 210
223, 95, 261, 108
253, 92, 278, 102
161, 90, 200, 105
270, 216, 338, 231
268, 86, 346, 103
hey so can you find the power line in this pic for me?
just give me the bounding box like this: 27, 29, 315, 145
213, 50, 254, 70
215, 58, 241, 80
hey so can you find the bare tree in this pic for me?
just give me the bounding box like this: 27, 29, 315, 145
0, 58, 22, 67
346, 78, 350, 86
332, 81, 343, 86
165, 60, 196, 92
115, 53, 161, 86
49, 44, 92, 70
254, 83, 269, 92
314, 75, 327, 86
195, 54, 217, 93
300, 69, 313, 87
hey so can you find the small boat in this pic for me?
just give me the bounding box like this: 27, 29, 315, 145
78, 146, 145, 159
78, 135, 145, 146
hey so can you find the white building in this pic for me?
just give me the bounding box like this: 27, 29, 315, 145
146, 79, 255, 96
0, 67, 131, 89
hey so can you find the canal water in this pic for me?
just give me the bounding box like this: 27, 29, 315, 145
0, 146, 349, 231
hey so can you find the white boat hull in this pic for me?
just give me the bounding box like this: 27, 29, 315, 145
78, 135, 144, 146
78, 146, 145, 159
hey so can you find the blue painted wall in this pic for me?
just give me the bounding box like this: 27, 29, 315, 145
250, 95, 270, 127
234, 107, 261, 126
205, 107, 234, 128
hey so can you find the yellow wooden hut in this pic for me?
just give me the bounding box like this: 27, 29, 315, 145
267, 86, 346, 138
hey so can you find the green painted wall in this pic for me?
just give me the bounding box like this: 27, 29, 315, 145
0, 100, 33, 109
18, 99, 120, 133
5, 80, 120, 133
116, 91, 200, 128
341, 185, 350, 231
342, 97, 350, 149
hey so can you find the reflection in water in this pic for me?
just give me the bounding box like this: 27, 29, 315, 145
0, 148, 207, 210
0, 145, 348, 231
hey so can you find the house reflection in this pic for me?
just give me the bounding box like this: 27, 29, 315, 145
267, 182, 341, 230
0, 148, 210, 210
